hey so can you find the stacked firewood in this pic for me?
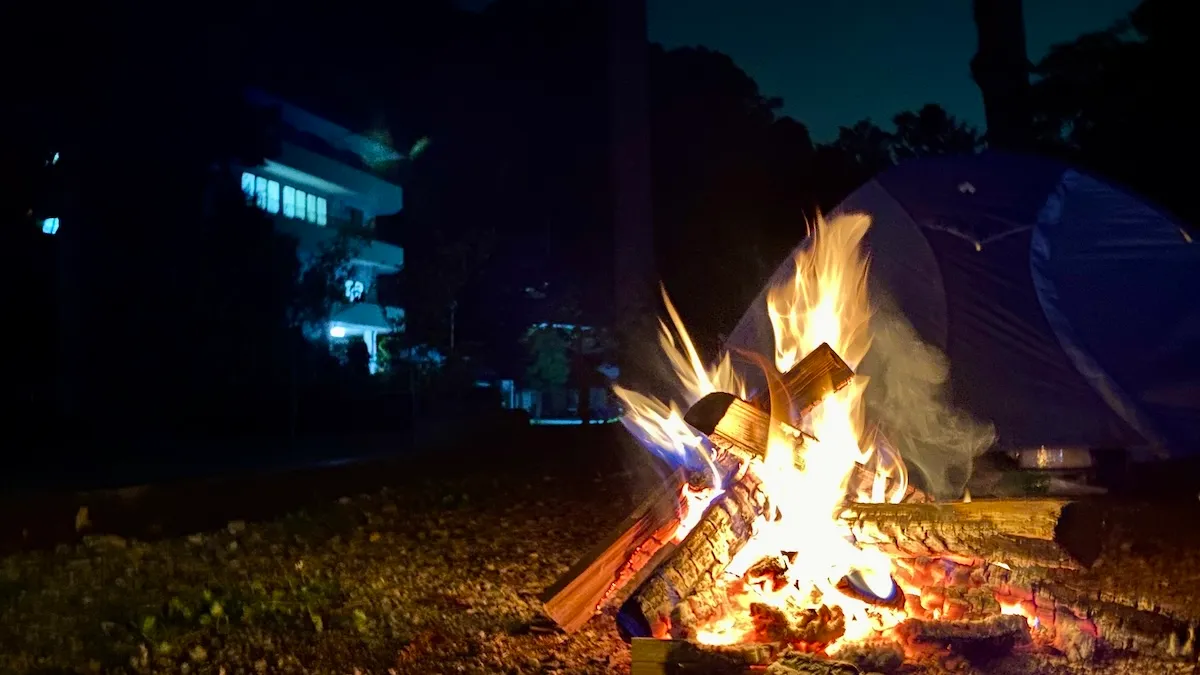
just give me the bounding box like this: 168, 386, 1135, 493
540, 342, 1200, 673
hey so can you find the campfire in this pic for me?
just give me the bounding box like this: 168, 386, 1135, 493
540, 213, 1200, 674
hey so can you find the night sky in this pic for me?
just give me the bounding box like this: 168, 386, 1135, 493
648, 0, 1141, 140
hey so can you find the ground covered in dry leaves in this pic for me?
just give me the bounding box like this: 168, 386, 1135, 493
1, 426, 1197, 675
0, 426, 663, 675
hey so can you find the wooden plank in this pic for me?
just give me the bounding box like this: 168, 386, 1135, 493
540, 468, 688, 632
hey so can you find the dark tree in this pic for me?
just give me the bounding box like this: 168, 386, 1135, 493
648, 45, 806, 353
891, 104, 983, 160
1027, 0, 1195, 225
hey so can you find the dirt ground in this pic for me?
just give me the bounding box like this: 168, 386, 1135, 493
0, 425, 670, 675
4, 426, 1200, 675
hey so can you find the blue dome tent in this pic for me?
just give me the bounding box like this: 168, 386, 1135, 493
725, 152, 1199, 461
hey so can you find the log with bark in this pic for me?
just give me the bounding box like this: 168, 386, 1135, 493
976, 500, 1200, 660
839, 498, 1101, 569
686, 392, 929, 504
540, 468, 689, 632
617, 469, 769, 640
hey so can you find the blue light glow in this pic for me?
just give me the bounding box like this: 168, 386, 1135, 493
41, 218, 60, 235
329, 325, 347, 338
529, 417, 620, 426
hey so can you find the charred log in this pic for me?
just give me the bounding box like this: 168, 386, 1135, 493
894, 614, 1032, 659
766, 651, 866, 675
541, 468, 688, 632
618, 471, 768, 640
840, 498, 1100, 569
752, 602, 847, 646
980, 560, 1199, 660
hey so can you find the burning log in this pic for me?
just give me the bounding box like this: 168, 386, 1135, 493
839, 499, 1101, 570
618, 470, 769, 640
540, 468, 689, 632
747, 342, 855, 415
686, 393, 927, 504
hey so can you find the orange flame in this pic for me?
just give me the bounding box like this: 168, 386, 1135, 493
692, 213, 908, 650
619, 213, 914, 651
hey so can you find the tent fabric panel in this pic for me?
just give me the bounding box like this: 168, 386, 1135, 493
872, 152, 1070, 248
1033, 169, 1200, 456
922, 228, 1140, 450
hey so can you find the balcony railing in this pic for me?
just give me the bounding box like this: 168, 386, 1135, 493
273, 214, 403, 272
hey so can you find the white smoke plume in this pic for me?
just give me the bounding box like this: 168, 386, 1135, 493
860, 295, 997, 499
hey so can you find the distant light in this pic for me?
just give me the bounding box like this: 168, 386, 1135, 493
41, 217, 60, 235
408, 136, 431, 160
329, 326, 346, 338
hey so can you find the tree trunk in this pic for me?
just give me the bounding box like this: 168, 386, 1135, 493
971, 0, 1033, 150
609, 0, 656, 392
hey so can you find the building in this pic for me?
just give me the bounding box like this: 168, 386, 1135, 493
239, 89, 406, 372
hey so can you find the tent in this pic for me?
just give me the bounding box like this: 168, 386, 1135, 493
725, 151, 1199, 460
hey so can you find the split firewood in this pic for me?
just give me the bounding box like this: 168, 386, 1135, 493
686, 393, 928, 504
747, 342, 855, 415
540, 468, 689, 632
618, 470, 769, 640
839, 499, 1101, 569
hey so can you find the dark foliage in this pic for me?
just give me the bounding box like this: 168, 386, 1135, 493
7, 0, 1189, 462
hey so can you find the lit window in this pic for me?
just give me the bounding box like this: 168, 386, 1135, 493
344, 279, 365, 302
266, 180, 280, 214
255, 176, 268, 209
295, 190, 307, 219
282, 186, 296, 218
306, 194, 317, 222
241, 172, 255, 199
41, 217, 60, 235
317, 197, 328, 226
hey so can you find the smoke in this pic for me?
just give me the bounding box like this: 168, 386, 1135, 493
860, 295, 996, 500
